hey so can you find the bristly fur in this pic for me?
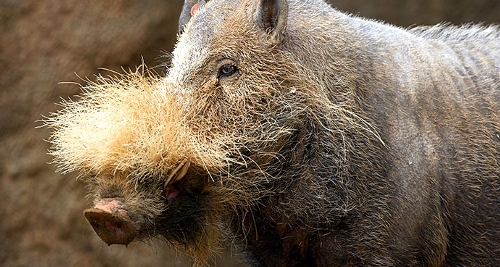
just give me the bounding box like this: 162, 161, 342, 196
44, 67, 229, 178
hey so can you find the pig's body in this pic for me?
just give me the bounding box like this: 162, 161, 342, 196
224, 6, 500, 267
46, 0, 500, 266
343, 20, 500, 267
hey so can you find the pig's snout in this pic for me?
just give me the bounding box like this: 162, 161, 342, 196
83, 198, 138, 246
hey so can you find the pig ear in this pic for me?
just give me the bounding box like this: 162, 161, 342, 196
256, 0, 288, 45
178, 0, 207, 33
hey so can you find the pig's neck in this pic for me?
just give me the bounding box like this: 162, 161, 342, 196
227, 9, 399, 266
227, 113, 389, 266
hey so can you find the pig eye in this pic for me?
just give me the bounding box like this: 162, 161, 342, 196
217, 64, 237, 79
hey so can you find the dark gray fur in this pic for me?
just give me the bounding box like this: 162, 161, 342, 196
170, 0, 500, 265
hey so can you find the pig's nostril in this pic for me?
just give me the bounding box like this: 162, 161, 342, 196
84, 208, 138, 246
105, 221, 126, 236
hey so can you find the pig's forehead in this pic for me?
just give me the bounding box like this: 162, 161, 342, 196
169, 0, 245, 81
191, 0, 234, 40
184, 0, 246, 48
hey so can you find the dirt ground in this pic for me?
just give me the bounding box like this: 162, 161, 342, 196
0, 0, 498, 266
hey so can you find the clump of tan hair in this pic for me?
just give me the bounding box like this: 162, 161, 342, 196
44, 67, 231, 179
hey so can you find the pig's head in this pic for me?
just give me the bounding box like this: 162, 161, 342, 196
46, 68, 251, 265
45, 0, 382, 264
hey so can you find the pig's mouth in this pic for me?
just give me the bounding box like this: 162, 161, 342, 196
164, 159, 190, 201
83, 160, 191, 246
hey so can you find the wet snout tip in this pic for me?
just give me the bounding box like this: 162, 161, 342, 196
83, 208, 138, 246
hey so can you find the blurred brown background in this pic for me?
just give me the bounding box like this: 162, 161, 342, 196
0, 0, 498, 266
